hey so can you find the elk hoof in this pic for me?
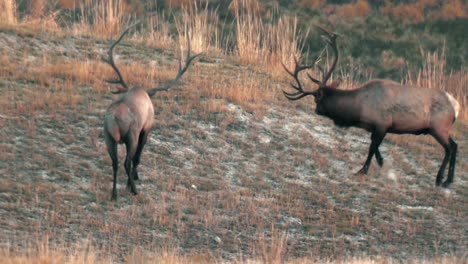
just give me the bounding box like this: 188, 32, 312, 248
441, 181, 452, 188
356, 167, 369, 175
111, 191, 117, 201
133, 171, 139, 181
127, 181, 138, 195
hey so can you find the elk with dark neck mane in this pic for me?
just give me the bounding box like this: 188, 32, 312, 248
282, 26, 459, 187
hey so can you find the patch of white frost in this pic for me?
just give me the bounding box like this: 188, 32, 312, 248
258, 134, 271, 144
387, 169, 398, 182
227, 103, 250, 123
397, 205, 433, 211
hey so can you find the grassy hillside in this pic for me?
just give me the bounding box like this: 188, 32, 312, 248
0, 1, 467, 263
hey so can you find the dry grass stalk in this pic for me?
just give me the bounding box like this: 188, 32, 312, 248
70, 0, 128, 37
233, 0, 308, 71
140, 12, 175, 50
0, 238, 110, 264
174, 1, 222, 55
0, 0, 17, 25
255, 225, 287, 264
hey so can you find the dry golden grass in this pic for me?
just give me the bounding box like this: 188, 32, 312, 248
0, 238, 110, 264
0, 0, 17, 25
137, 12, 175, 50
69, 0, 128, 37
232, 0, 309, 74
1, 239, 465, 264
175, 2, 224, 55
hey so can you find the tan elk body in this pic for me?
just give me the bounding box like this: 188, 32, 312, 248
282, 27, 459, 187
104, 88, 155, 144
102, 25, 200, 200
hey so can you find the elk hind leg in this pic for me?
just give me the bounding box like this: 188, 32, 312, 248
132, 130, 150, 181
442, 137, 457, 187
124, 135, 138, 195
105, 133, 119, 200
430, 130, 451, 187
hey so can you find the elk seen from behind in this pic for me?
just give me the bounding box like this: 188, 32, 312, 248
102, 24, 201, 200
282, 26, 460, 187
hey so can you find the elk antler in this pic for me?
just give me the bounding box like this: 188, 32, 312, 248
102, 22, 140, 94
281, 57, 315, 100
146, 36, 201, 97
308, 25, 339, 87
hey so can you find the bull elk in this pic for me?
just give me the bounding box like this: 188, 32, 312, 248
102, 24, 200, 200
282, 26, 460, 187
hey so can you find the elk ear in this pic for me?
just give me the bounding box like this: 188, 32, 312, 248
329, 80, 341, 89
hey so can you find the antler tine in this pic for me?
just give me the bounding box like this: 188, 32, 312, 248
307, 73, 321, 85
315, 25, 339, 85
146, 35, 201, 96
280, 60, 295, 77
316, 25, 336, 40
102, 21, 141, 94
281, 56, 315, 100
283, 91, 311, 101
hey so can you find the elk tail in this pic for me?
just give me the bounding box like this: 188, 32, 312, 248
445, 92, 460, 121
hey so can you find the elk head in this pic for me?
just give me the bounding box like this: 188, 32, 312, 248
282, 26, 340, 116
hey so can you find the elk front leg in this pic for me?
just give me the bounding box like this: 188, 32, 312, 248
357, 130, 385, 174
375, 148, 384, 167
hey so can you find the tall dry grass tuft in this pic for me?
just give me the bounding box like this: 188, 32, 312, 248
0, 0, 59, 31
140, 12, 175, 50
407, 48, 447, 90
1, 238, 111, 264
125, 247, 215, 264
232, 0, 308, 72
175, 1, 222, 55
0, 0, 17, 25
253, 225, 288, 264
70, 0, 129, 37
28, 0, 46, 19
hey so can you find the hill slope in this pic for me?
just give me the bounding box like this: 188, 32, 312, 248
0, 28, 467, 262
